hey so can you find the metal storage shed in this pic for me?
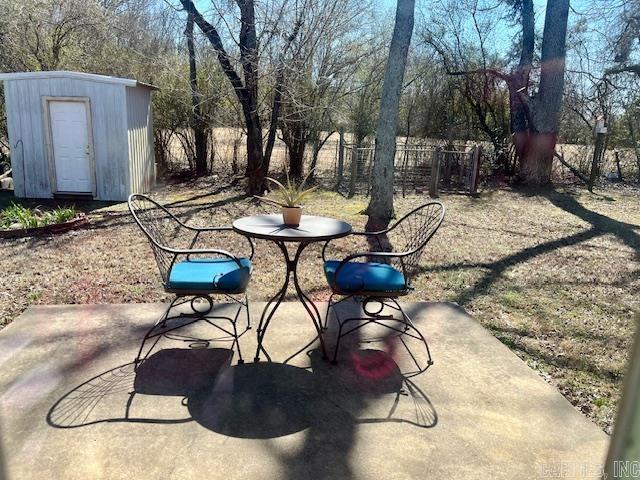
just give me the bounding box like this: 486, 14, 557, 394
0, 71, 158, 201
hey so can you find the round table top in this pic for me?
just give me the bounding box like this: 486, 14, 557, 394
233, 214, 352, 242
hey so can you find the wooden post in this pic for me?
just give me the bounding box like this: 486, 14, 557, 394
335, 128, 345, 191
615, 150, 623, 181
348, 146, 358, 198
429, 147, 442, 198
470, 144, 482, 194
589, 117, 607, 192
401, 146, 409, 197
443, 151, 452, 186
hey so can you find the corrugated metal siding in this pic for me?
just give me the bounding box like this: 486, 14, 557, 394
5, 79, 49, 197
4, 80, 26, 197
126, 86, 155, 194
4, 77, 129, 200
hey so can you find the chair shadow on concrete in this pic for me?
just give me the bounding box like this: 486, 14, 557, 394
47, 309, 437, 479
46, 347, 234, 428
47, 347, 436, 430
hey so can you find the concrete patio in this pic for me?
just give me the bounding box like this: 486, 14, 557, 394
0, 301, 608, 479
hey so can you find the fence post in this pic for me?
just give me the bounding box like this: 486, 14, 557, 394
470, 144, 482, 194
335, 128, 345, 191
429, 147, 442, 198
615, 150, 623, 181
589, 117, 607, 192
443, 151, 452, 186
348, 146, 358, 198
401, 145, 409, 197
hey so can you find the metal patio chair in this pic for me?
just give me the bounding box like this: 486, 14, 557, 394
322, 201, 445, 373
128, 194, 254, 368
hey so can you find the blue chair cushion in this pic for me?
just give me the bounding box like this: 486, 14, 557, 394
324, 260, 407, 293
167, 257, 252, 293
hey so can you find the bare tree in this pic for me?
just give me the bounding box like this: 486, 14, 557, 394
184, 4, 207, 175
365, 0, 414, 229
272, 0, 373, 179
178, 0, 302, 193
521, 0, 570, 184
0, 0, 105, 71
426, 0, 570, 185
605, 0, 640, 77
422, 1, 512, 170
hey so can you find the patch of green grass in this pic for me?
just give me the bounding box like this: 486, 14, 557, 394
593, 397, 609, 408
494, 332, 518, 349
1, 203, 39, 228
0, 203, 78, 229
128, 285, 146, 296
49, 205, 78, 224
27, 290, 42, 302
500, 287, 526, 309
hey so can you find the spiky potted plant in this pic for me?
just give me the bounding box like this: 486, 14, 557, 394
256, 170, 317, 227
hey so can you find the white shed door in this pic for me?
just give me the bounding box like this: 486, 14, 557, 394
49, 101, 92, 193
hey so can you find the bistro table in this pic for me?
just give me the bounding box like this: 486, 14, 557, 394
233, 214, 352, 362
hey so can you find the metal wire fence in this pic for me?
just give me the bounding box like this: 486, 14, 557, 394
154, 127, 640, 192
331, 142, 482, 197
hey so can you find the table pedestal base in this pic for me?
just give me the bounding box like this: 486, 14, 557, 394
254, 241, 328, 363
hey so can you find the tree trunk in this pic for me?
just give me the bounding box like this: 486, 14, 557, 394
365, 0, 414, 230
309, 135, 321, 179
520, 0, 569, 185
519, 133, 556, 185
179, 0, 266, 193
263, 69, 284, 176
589, 131, 606, 191
282, 120, 307, 180
288, 143, 305, 179
244, 117, 266, 193
615, 151, 623, 181
509, 0, 534, 164
237, 0, 266, 192
185, 8, 208, 176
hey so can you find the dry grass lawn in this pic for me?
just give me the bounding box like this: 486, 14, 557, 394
2, 178, 639, 432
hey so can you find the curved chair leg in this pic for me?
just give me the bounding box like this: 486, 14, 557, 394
134, 297, 182, 371
331, 315, 346, 364
389, 298, 433, 375
135, 294, 251, 370
331, 316, 370, 364
244, 294, 252, 330
323, 294, 336, 331
329, 296, 434, 376
230, 303, 244, 364
390, 299, 434, 373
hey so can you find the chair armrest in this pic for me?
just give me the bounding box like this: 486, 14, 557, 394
322, 231, 386, 261
156, 244, 244, 268
350, 231, 386, 251
351, 230, 389, 237
183, 225, 234, 232
189, 229, 255, 260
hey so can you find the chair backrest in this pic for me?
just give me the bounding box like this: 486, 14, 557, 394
128, 194, 192, 283
388, 201, 445, 282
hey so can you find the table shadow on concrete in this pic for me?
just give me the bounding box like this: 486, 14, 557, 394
47, 346, 437, 439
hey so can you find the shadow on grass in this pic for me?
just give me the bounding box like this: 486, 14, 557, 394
414, 187, 639, 393
417, 188, 639, 308
490, 324, 623, 382
78, 191, 251, 232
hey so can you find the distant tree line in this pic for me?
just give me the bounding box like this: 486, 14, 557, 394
0, 0, 638, 192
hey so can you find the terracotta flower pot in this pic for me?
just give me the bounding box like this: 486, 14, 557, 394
282, 206, 302, 227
